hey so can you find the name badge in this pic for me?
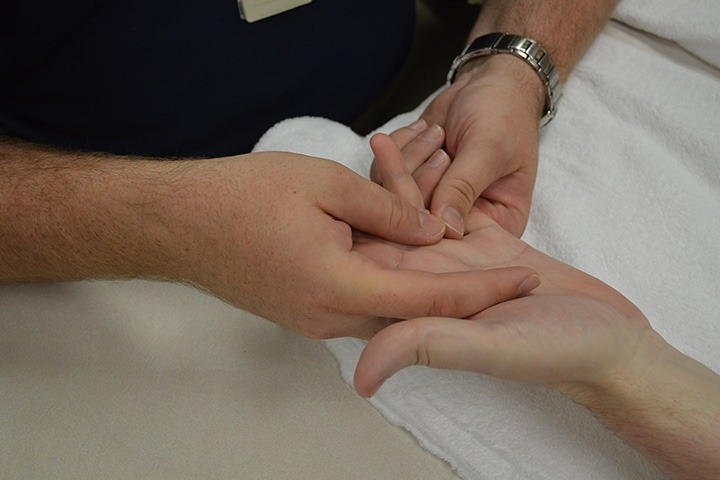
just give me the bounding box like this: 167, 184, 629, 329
237, 0, 312, 23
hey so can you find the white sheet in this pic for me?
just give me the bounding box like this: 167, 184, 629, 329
253, 19, 720, 480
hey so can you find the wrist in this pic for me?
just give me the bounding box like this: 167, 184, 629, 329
556, 328, 670, 406
141, 157, 242, 285
151, 154, 270, 299
64, 156, 201, 282
560, 329, 720, 478
448, 33, 561, 126
119, 159, 209, 282
454, 54, 547, 123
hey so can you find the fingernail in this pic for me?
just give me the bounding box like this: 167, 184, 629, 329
517, 275, 541, 296
420, 124, 443, 141
407, 119, 427, 131
426, 149, 449, 167
419, 210, 445, 239
440, 207, 464, 238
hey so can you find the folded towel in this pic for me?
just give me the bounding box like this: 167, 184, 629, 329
614, 0, 720, 68
254, 21, 720, 480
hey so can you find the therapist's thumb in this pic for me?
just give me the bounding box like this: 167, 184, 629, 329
430, 174, 483, 240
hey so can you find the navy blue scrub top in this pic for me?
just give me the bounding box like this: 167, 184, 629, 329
0, 0, 415, 157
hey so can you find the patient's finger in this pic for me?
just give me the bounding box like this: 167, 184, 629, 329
370, 133, 425, 210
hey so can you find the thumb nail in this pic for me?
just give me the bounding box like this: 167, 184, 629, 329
419, 210, 445, 240
440, 207, 464, 239
517, 274, 541, 296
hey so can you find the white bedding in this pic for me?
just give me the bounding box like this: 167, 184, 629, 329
614, 0, 720, 68
253, 13, 720, 480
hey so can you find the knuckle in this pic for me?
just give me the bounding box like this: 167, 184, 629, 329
427, 288, 459, 318
385, 194, 413, 231
323, 161, 355, 191
403, 319, 433, 367
443, 177, 478, 207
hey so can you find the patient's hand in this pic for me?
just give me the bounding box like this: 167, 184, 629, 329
355, 130, 649, 395
357, 133, 720, 480
352, 191, 650, 398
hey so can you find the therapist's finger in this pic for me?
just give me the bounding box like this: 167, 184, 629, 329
372, 132, 451, 210
356, 265, 540, 327
370, 120, 444, 184
370, 133, 425, 210
370, 119, 426, 183
323, 169, 446, 245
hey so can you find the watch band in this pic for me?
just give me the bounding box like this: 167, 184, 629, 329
447, 32, 562, 127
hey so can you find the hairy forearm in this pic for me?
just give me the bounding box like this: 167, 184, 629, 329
471, 0, 619, 79
566, 331, 720, 480
0, 136, 198, 283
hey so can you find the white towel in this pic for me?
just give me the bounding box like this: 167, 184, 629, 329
613, 0, 720, 68
254, 20, 720, 480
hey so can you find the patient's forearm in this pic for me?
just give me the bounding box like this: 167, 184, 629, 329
565, 331, 720, 480
472, 0, 619, 79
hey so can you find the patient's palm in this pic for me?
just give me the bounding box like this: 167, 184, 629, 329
352, 212, 650, 395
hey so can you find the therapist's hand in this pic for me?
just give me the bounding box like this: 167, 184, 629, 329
174, 152, 539, 340
372, 55, 545, 237
0, 136, 539, 342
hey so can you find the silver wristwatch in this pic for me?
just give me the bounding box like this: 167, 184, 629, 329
447, 32, 562, 127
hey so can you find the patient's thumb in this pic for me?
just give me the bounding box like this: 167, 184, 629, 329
354, 317, 460, 397
354, 313, 539, 397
